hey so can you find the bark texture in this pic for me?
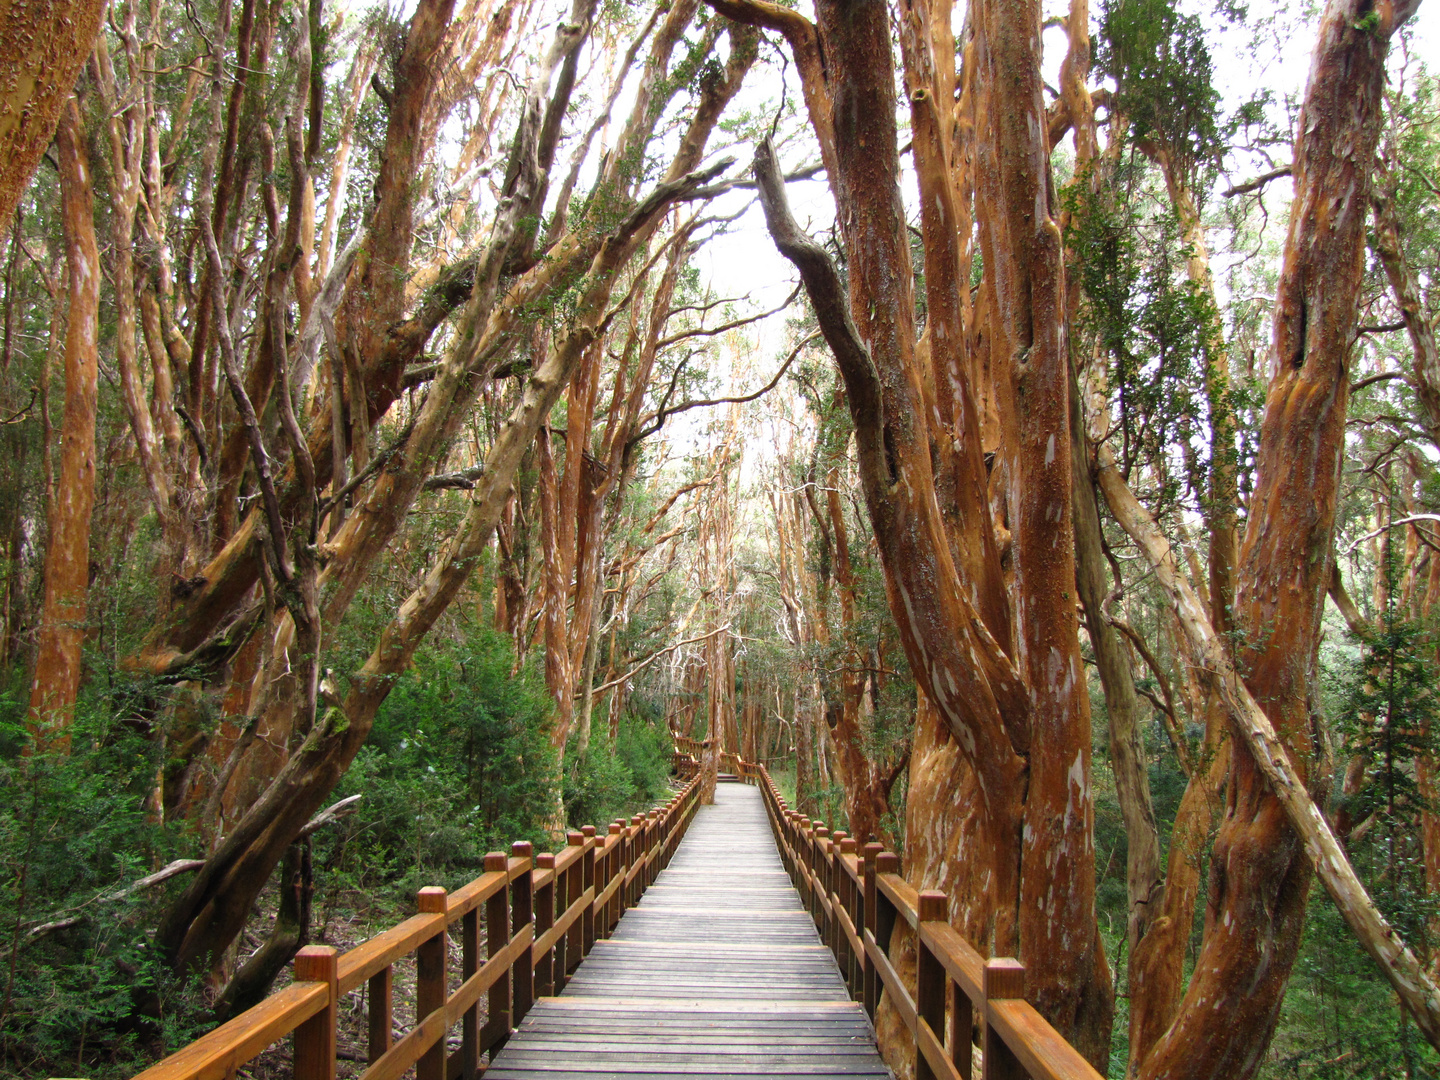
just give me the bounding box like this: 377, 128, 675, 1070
0, 0, 106, 229
745, 0, 1112, 1059
1131, 10, 1428, 1075
27, 98, 99, 753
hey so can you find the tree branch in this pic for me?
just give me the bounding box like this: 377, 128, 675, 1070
629, 329, 819, 447
1222, 165, 1291, 198
592, 623, 732, 695
751, 138, 887, 487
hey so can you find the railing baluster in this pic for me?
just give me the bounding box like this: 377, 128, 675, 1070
608, 822, 625, 930
629, 815, 644, 906
916, 891, 946, 1080
293, 945, 337, 1080
982, 958, 1026, 1080
862, 841, 882, 1018
461, 883, 480, 1079
839, 836, 858, 992
582, 825, 597, 955
484, 851, 512, 1057
563, 832, 584, 983
367, 964, 393, 1064
416, 886, 448, 1080
831, 830, 848, 977
953, 965, 973, 1080
511, 841, 535, 1026
535, 853, 557, 996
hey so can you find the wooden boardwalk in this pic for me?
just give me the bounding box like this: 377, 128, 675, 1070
485, 782, 891, 1080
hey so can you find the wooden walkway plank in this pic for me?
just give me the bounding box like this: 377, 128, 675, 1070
485, 784, 892, 1080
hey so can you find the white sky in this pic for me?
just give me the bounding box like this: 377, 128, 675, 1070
690, 0, 1440, 371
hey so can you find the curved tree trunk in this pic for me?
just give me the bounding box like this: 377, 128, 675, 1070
1135, 10, 1422, 1075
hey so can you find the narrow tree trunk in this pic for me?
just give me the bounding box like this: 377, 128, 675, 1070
27, 98, 99, 754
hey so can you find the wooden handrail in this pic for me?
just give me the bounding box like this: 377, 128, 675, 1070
722, 750, 1104, 1080
131, 773, 703, 1080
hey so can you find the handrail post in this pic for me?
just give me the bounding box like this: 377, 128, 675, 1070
862, 841, 882, 1018
564, 832, 585, 981
366, 962, 392, 1064
416, 886, 448, 1080
293, 945, 337, 1080
511, 841, 535, 1025
609, 822, 625, 929
916, 891, 946, 1080
484, 852, 512, 1057
535, 853, 557, 996
982, 958, 1026, 1080
462, 875, 481, 1079
581, 826, 597, 955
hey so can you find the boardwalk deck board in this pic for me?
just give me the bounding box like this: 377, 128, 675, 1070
485, 784, 891, 1080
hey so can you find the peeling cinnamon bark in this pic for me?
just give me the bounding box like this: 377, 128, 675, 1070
27, 98, 100, 754
1126, 8, 1428, 1073
0, 0, 106, 230
746, 0, 1112, 1059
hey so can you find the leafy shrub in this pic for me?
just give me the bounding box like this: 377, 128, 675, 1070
0, 695, 208, 1078
563, 711, 674, 830
317, 630, 559, 901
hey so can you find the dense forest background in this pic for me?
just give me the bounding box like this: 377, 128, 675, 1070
1, 0, 1439, 1076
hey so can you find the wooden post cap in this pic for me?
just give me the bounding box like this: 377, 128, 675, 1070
294, 944, 337, 981
917, 890, 947, 922
862, 841, 883, 862
537, 853, 556, 868
840, 837, 857, 855
631, 815, 644, 826
567, 831, 584, 846
983, 958, 1026, 1000
876, 851, 901, 873
485, 852, 508, 872
582, 825, 597, 838
815, 826, 830, 840
513, 840, 534, 858
832, 830, 848, 844
417, 886, 448, 914
609, 823, 624, 835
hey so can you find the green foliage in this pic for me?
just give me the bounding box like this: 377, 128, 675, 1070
1276, 891, 1440, 1078
1097, 0, 1222, 185
318, 630, 559, 900
1331, 539, 1440, 945
1063, 160, 1225, 512
563, 711, 674, 830
0, 694, 207, 1078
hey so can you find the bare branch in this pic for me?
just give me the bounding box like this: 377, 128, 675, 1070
593, 623, 732, 695
1222, 165, 1291, 198
630, 329, 819, 447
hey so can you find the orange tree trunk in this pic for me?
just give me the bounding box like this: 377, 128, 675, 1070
1138, 3, 1415, 1077
0, 0, 106, 229
746, 0, 1112, 1060
27, 98, 99, 754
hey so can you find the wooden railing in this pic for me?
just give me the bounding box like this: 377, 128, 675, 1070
726, 755, 1104, 1080
132, 773, 703, 1080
